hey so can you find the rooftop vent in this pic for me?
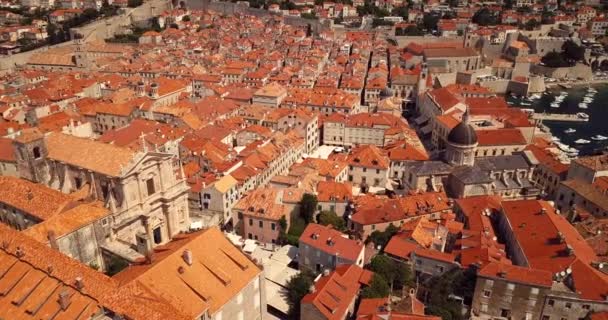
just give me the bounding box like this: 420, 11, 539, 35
75, 277, 84, 291
182, 249, 193, 266
58, 290, 71, 311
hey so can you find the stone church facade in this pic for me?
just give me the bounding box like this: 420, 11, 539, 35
12, 128, 190, 260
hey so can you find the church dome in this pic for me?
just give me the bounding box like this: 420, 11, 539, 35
447, 120, 477, 146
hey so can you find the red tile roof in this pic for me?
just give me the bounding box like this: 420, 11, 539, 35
351, 192, 451, 226
0, 137, 15, 162
478, 262, 553, 287
302, 264, 371, 320
300, 224, 364, 262
476, 129, 527, 146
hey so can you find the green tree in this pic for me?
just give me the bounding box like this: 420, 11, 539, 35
471, 7, 497, 26
301, 12, 318, 20
541, 51, 570, 67
391, 5, 408, 19
423, 268, 476, 320
361, 274, 390, 298
524, 18, 539, 30
562, 40, 585, 62
367, 223, 398, 249
369, 254, 414, 290
286, 269, 315, 319
278, 215, 288, 244
280, 1, 296, 10
299, 193, 318, 223
127, 0, 143, 7
422, 13, 440, 30
317, 211, 346, 231
20, 17, 33, 25
397, 25, 424, 36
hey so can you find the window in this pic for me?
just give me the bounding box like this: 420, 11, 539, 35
146, 178, 155, 195
531, 288, 539, 295
33, 146, 41, 159
259, 221, 263, 228
542, 316, 550, 320
582, 305, 590, 310
249, 218, 253, 226
271, 223, 276, 230
548, 299, 555, 307
483, 290, 492, 298
506, 283, 515, 291
565, 302, 572, 309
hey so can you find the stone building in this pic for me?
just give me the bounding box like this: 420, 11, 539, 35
0, 137, 17, 177
494, 200, 608, 320
11, 128, 190, 259
298, 223, 365, 273
472, 262, 553, 320
0, 176, 111, 270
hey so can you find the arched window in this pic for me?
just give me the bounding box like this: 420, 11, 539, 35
33, 147, 41, 159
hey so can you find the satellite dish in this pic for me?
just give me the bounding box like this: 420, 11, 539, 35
599, 263, 605, 269
566, 268, 572, 274
560, 271, 566, 277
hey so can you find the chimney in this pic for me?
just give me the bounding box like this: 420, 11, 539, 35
566, 244, 574, 256
58, 290, 71, 311
498, 271, 507, 278
182, 249, 193, 266
150, 82, 159, 98
75, 277, 84, 291
47, 231, 58, 250
15, 246, 24, 258
137, 81, 145, 97
557, 231, 565, 244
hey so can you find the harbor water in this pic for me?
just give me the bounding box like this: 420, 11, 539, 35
509, 85, 608, 156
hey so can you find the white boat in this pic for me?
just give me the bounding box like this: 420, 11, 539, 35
592, 135, 608, 141
564, 128, 576, 134
577, 112, 590, 120
530, 94, 541, 99
520, 101, 532, 106
579, 103, 589, 109
588, 87, 598, 93
583, 97, 593, 103
575, 139, 591, 144
551, 136, 561, 141
551, 102, 561, 108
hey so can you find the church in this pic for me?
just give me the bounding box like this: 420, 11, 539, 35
403, 109, 540, 200
12, 128, 191, 261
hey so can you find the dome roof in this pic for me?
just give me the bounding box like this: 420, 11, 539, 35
447, 121, 477, 146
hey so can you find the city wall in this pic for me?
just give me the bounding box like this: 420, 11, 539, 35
187, 0, 331, 33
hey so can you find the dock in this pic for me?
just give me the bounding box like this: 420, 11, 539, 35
532, 113, 588, 122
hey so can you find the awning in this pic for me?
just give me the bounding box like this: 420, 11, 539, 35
414, 114, 430, 125
421, 123, 433, 135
